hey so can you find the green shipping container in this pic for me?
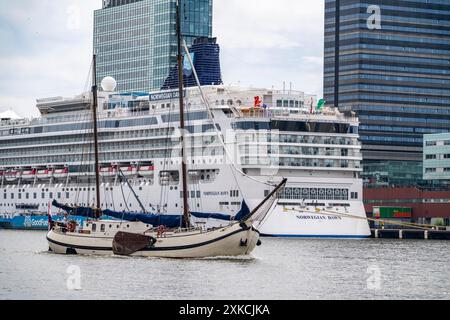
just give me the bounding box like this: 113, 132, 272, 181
373, 207, 412, 219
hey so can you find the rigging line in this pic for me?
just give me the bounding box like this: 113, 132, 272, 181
118, 169, 146, 213
82, 60, 94, 98
74, 113, 85, 203
184, 97, 202, 212
76, 58, 94, 205
119, 179, 131, 213
181, 40, 275, 188
158, 99, 174, 213
76, 111, 93, 205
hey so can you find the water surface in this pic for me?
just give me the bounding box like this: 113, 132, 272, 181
0, 230, 448, 300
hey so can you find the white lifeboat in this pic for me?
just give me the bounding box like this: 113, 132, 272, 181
100, 166, 117, 177
22, 169, 37, 180
36, 169, 52, 179
53, 167, 69, 178
138, 165, 154, 177
5, 170, 20, 181
120, 165, 137, 176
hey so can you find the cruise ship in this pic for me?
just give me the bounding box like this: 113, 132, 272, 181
0, 84, 370, 238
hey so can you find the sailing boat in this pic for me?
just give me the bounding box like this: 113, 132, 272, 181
46, 0, 286, 258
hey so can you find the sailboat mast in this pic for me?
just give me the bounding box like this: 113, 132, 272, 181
92, 55, 101, 216
176, 0, 190, 228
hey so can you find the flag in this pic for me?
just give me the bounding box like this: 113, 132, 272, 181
254, 96, 262, 108
316, 99, 326, 111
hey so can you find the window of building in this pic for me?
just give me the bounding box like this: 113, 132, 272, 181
426, 154, 437, 160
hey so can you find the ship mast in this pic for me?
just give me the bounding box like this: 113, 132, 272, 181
176, 0, 190, 228
91, 55, 101, 218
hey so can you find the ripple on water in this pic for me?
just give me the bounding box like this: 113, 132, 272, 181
0, 231, 449, 300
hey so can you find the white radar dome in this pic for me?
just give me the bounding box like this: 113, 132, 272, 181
101, 76, 117, 92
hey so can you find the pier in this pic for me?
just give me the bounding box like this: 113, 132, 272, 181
371, 229, 450, 240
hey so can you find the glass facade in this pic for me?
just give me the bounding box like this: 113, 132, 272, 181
423, 133, 450, 185
324, 0, 450, 185
161, 37, 222, 89
94, 0, 213, 92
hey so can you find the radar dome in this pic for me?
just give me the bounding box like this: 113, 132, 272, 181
101, 76, 117, 92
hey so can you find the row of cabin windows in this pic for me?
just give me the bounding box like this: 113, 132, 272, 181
4, 192, 69, 200
89, 223, 153, 233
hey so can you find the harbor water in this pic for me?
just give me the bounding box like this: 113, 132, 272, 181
0, 230, 449, 300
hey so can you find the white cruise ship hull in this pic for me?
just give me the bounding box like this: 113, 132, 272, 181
259, 204, 370, 238
0, 85, 371, 239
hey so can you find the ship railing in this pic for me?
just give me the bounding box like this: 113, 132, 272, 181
234, 108, 358, 122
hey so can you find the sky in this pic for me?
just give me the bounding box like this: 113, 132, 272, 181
0, 0, 324, 118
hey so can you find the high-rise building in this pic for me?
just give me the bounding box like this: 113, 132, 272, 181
324, 0, 450, 186
161, 37, 222, 90
94, 0, 213, 92
423, 133, 450, 186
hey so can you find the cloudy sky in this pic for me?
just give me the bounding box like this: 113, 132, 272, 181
0, 0, 324, 117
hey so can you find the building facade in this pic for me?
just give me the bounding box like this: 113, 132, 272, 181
364, 187, 450, 226
324, 0, 450, 186
423, 133, 450, 185
94, 0, 213, 92
161, 37, 222, 90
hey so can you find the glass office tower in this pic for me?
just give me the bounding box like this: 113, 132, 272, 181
324, 0, 450, 186
94, 0, 213, 92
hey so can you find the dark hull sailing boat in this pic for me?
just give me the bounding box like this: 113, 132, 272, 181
46, 0, 286, 258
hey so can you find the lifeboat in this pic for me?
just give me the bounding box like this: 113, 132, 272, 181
138, 165, 154, 177
36, 169, 53, 179
53, 167, 69, 179
120, 165, 137, 176
100, 165, 117, 177
22, 169, 37, 180
5, 170, 20, 182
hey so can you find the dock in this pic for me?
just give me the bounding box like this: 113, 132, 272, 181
371, 229, 450, 240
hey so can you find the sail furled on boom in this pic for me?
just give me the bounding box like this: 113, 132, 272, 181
52, 199, 253, 226
52, 200, 97, 218
103, 210, 186, 229
191, 201, 250, 221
